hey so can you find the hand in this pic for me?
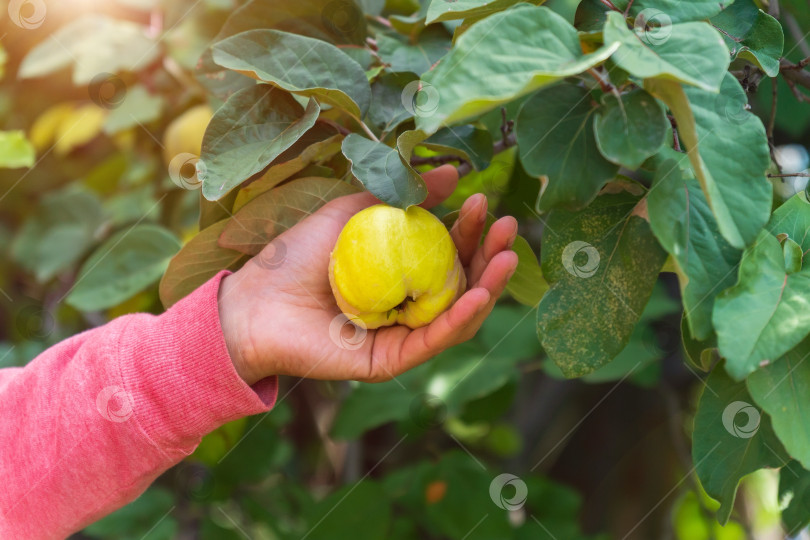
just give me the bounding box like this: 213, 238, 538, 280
217, 165, 519, 385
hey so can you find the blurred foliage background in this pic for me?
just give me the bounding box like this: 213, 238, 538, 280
0, 0, 809, 538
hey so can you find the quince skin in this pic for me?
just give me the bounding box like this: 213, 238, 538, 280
329, 204, 466, 329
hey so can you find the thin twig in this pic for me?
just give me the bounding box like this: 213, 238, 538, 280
667, 114, 682, 152
587, 67, 614, 93
768, 0, 780, 18
623, 0, 635, 18
599, 0, 620, 11
372, 15, 391, 28
768, 77, 782, 173
768, 172, 810, 178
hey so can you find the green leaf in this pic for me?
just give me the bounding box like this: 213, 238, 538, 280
593, 89, 668, 169
304, 481, 391, 540
0, 130, 35, 168
341, 133, 427, 208
612, 0, 735, 23
681, 314, 717, 372
710, 0, 784, 77
103, 85, 163, 134
366, 71, 420, 138
604, 12, 729, 92
748, 338, 810, 470
713, 231, 810, 380
219, 177, 360, 254
214, 0, 368, 46
784, 237, 804, 274
212, 29, 371, 118
423, 124, 493, 171
692, 364, 789, 524
159, 219, 248, 309
779, 460, 810, 536
766, 192, 810, 252
536, 184, 668, 377
199, 85, 319, 201
82, 487, 177, 539
425, 0, 527, 23
517, 83, 619, 212
19, 14, 159, 85
67, 225, 181, 311
233, 134, 344, 211
376, 26, 451, 75
415, 5, 620, 133
11, 186, 106, 282
646, 154, 741, 341
646, 73, 772, 249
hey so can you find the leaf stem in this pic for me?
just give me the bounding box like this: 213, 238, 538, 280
768, 172, 810, 178
354, 117, 380, 142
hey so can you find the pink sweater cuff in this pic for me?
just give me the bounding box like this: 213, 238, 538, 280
118, 270, 277, 451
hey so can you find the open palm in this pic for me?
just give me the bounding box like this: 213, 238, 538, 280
218, 165, 519, 385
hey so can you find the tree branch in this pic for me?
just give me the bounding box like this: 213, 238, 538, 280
768, 77, 782, 173
768, 172, 810, 178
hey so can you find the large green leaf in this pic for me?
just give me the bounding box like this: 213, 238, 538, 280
83, 487, 177, 540
219, 177, 360, 254
766, 192, 810, 251
303, 481, 391, 540
713, 231, 810, 380
159, 219, 248, 309
233, 134, 344, 211
366, 71, 419, 139
692, 365, 789, 524
647, 155, 741, 341
517, 83, 619, 212
212, 29, 371, 118
0, 130, 35, 168
748, 338, 810, 470
536, 184, 667, 377
604, 12, 729, 92
67, 225, 181, 311
214, 0, 368, 46
415, 5, 619, 133
376, 26, 451, 75
103, 85, 163, 135
425, 0, 527, 23
612, 0, 735, 23
779, 460, 810, 536
646, 73, 772, 249
593, 89, 668, 169
11, 187, 106, 282
341, 133, 427, 209
199, 85, 319, 201
710, 0, 784, 76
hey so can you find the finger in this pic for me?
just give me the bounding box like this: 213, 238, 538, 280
450, 194, 487, 267
394, 288, 491, 374
473, 249, 518, 292
419, 164, 459, 208
469, 216, 518, 284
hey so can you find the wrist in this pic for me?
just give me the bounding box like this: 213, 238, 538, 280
217, 271, 262, 386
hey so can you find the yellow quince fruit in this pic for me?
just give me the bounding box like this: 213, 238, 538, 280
162, 104, 212, 165
329, 204, 466, 330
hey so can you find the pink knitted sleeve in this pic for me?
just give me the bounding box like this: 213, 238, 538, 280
0, 271, 277, 539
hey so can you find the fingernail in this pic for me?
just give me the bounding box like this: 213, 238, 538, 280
477, 196, 487, 223
506, 236, 516, 249
507, 266, 517, 281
